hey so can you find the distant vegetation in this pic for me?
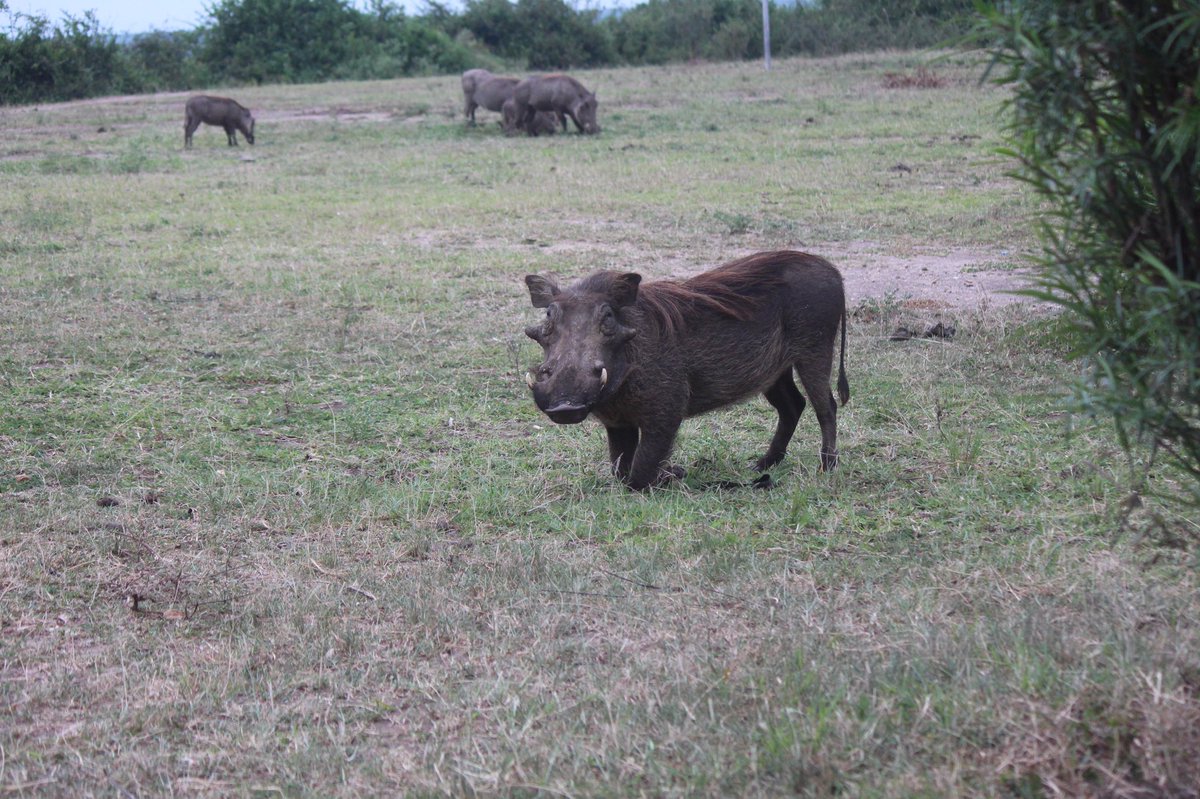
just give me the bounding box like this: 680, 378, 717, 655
0, 0, 973, 104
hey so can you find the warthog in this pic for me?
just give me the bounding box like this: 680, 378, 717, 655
462, 68, 493, 122
501, 97, 559, 136
524, 251, 850, 491
462, 69, 518, 125
512, 74, 599, 135
184, 95, 255, 149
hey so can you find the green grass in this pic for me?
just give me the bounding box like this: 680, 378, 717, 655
1, 53, 1198, 797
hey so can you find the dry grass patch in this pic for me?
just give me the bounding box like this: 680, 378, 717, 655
882, 67, 948, 90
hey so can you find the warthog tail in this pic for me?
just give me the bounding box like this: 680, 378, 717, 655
837, 304, 850, 406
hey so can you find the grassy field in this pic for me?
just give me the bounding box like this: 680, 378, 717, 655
2, 52, 1198, 797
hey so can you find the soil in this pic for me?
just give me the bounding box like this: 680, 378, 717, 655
821, 241, 1040, 312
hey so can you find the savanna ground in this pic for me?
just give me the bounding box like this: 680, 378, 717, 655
1, 52, 1198, 797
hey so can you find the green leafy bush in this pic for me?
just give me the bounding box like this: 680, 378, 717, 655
0, 10, 130, 103
982, 0, 1200, 504
608, 0, 764, 64
200, 0, 471, 84
122, 30, 211, 91
766, 0, 974, 59
202, 0, 369, 84
458, 0, 613, 69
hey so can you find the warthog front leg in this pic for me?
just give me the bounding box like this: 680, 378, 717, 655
605, 426, 639, 480
624, 417, 683, 491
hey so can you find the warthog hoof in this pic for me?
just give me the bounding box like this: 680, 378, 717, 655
657, 465, 686, 484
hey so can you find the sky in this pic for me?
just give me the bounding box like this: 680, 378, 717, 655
4, 0, 460, 33
4, 0, 637, 35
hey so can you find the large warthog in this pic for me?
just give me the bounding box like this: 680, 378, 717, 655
461, 69, 494, 117
524, 251, 850, 491
462, 69, 515, 125
184, 95, 255, 149
511, 74, 599, 135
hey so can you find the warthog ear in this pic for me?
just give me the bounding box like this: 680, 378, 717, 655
525, 274, 560, 308
609, 273, 641, 307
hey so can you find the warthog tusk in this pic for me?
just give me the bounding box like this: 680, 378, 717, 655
600, 368, 608, 387
525, 372, 535, 389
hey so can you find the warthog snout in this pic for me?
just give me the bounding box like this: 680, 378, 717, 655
524, 358, 611, 425
543, 401, 591, 425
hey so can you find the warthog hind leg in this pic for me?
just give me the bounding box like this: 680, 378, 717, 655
795, 355, 839, 472
756, 371, 807, 471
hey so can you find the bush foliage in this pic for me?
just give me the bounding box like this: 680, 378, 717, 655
452, 0, 614, 69
983, 0, 1200, 502
202, 0, 472, 84
0, 10, 129, 104
1, 0, 975, 103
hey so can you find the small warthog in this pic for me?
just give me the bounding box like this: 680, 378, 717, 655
462, 69, 517, 124
501, 97, 559, 136
524, 251, 850, 491
511, 74, 599, 135
184, 95, 255, 148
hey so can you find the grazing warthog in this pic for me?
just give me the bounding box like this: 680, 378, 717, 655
184, 95, 255, 149
462, 69, 519, 125
524, 251, 850, 491
512, 74, 599, 135
501, 98, 559, 136
462, 68, 493, 122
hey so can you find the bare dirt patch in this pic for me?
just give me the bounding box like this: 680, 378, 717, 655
405, 229, 1039, 315
823, 241, 1039, 311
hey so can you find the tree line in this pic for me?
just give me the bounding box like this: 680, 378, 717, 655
0, 0, 974, 105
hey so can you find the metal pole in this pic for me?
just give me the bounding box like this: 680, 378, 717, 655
762, 0, 771, 71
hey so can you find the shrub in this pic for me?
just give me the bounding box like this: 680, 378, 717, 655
770, 0, 975, 57
0, 10, 129, 104
122, 30, 210, 91
982, 0, 1200, 505
202, 0, 369, 84
459, 0, 613, 70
